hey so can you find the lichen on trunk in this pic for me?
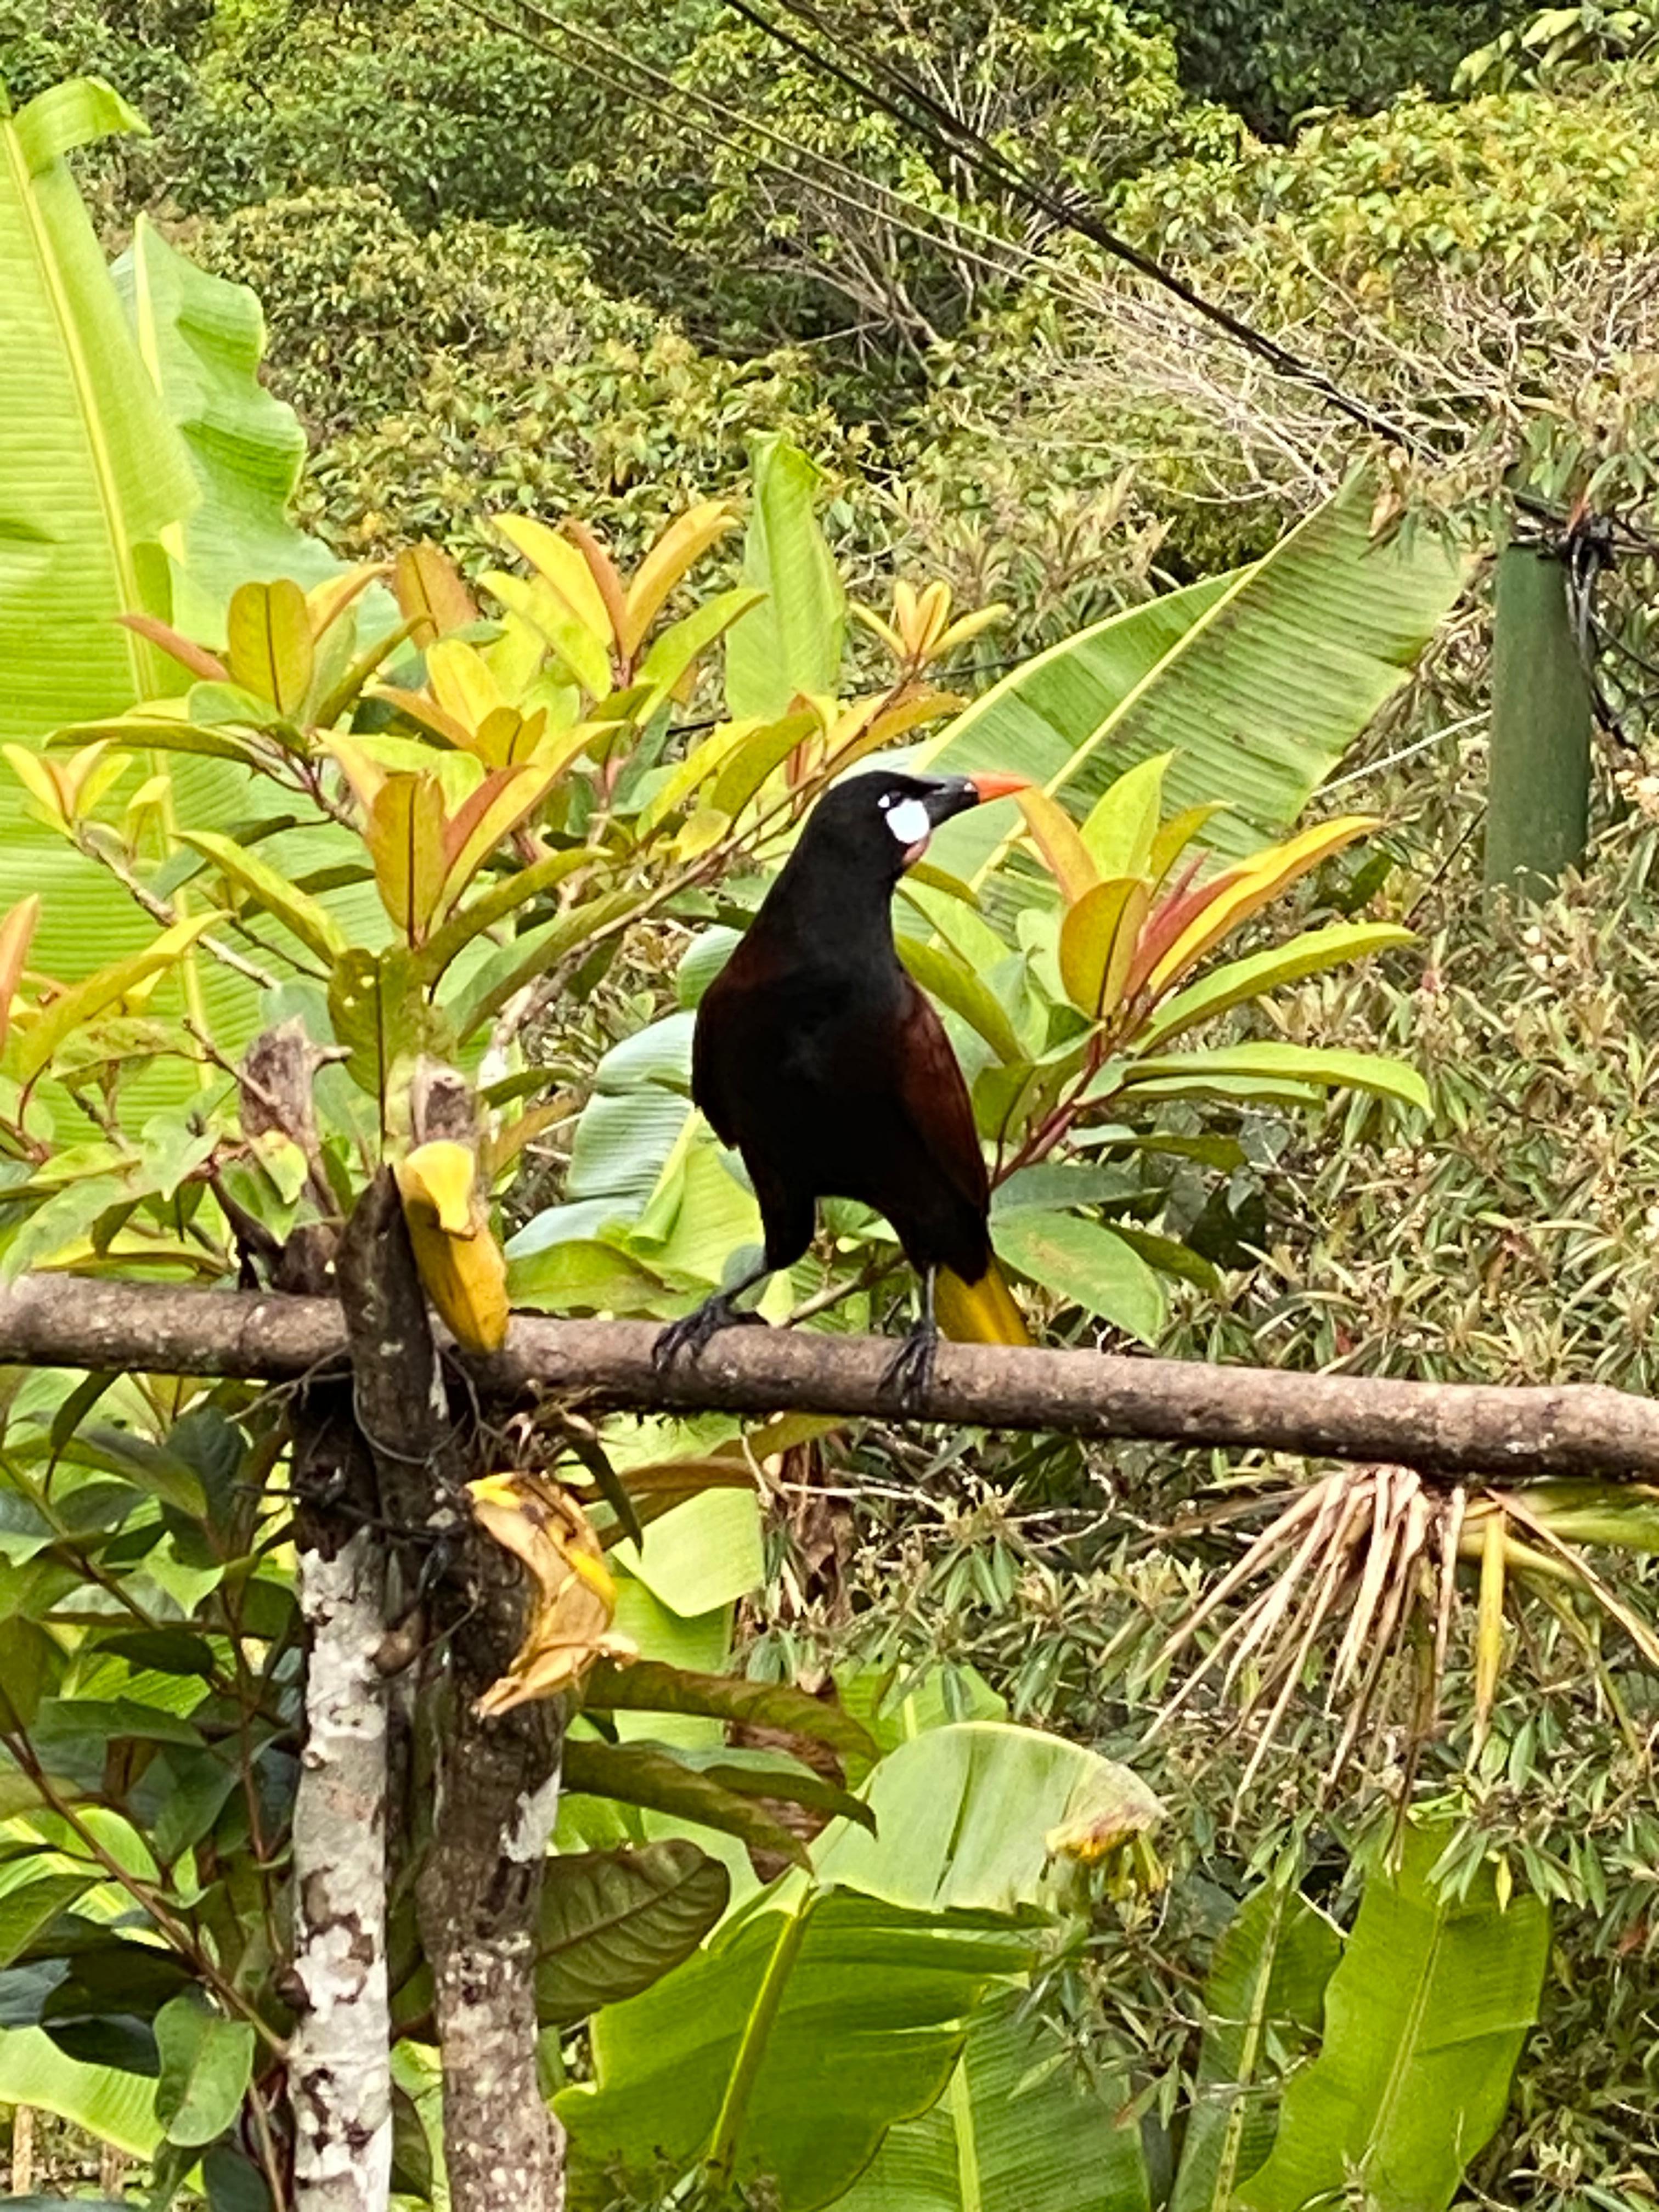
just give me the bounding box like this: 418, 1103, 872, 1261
337, 1170, 567, 2212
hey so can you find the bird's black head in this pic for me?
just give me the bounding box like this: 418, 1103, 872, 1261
793, 768, 1026, 887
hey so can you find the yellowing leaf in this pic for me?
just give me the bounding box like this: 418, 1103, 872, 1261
367, 773, 448, 944
225, 578, 314, 715
3, 740, 114, 826
934, 601, 1009, 656
636, 587, 766, 715
371, 682, 476, 753
1121, 1041, 1430, 1113
427, 637, 505, 737
1148, 802, 1227, 887
1013, 787, 1097, 905
440, 763, 560, 912
0, 895, 41, 1058
115, 612, 229, 686
1044, 1763, 1166, 1897
469, 1473, 637, 1714
565, 519, 629, 656
8, 915, 218, 1084
708, 709, 817, 821
1059, 876, 1150, 1019
896, 933, 1025, 1063
1146, 815, 1380, 995
415, 844, 599, 983
3, 742, 71, 822
529, 717, 607, 782
396, 1137, 510, 1352
676, 805, 731, 861
472, 703, 546, 768
620, 499, 738, 658
484, 566, 612, 701
850, 600, 904, 657
1139, 923, 1415, 1051
183, 832, 348, 965
824, 685, 962, 777
307, 560, 388, 641
638, 718, 759, 837
1079, 753, 1170, 879
495, 515, 616, 653
323, 731, 388, 811
394, 542, 476, 648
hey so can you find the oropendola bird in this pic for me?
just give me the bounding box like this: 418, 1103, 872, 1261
654, 767, 1032, 1393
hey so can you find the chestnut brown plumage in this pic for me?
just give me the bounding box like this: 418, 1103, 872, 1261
654, 768, 1030, 1393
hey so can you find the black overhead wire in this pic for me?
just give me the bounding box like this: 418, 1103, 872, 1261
718, 0, 1436, 458
461, 0, 1659, 735
458, 0, 1112, 329
720, 0, 1659, 568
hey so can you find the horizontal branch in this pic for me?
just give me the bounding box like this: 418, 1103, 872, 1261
1, 1274, 1656, 1481
3, 1274, 1659, 1477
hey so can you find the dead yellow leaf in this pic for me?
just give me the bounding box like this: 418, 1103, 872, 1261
469, 1472, 637, 1717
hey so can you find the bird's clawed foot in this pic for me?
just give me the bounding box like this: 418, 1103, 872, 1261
653, 1292, 769, 1372
880, 1317, 939, 1404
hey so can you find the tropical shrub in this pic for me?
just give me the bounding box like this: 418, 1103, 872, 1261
1148, 0, 1522, 136
0, 79, 1593, 2211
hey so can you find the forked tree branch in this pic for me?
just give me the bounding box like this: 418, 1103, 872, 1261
3, 1273, 1658, 1481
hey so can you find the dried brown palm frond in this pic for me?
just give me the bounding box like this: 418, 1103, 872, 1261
1148, 1464, 1659, 1805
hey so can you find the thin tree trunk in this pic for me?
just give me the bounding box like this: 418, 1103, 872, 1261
337, 1173, 566, 2212
286, 1352, 394, 2211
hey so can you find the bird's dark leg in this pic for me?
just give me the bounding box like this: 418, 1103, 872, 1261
881, 1265, 939, 1404
653, 1256, 775, 1370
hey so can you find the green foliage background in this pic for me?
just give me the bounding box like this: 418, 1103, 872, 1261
6, 0, 1659, 2202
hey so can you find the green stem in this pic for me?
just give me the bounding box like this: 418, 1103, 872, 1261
706, 1898, 814, 2180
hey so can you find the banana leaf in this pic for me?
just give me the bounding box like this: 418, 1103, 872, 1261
838, 1993, 1150, 2212
112, 216, 345, 643
0, 78, 198, 980
561, 1887, 1034, 2212
1237, 1825, 1548, 2212
917, 473, 1468, 885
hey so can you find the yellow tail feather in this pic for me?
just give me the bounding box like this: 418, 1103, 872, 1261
936, 1259, 1031, 1347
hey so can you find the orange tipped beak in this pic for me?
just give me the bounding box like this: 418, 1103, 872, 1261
968, 772, 1029, 804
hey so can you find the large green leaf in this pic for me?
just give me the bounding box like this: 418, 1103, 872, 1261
582, 1658, 878, 1767
153, 1989, 255, 2147
0, 2025, 160, 2155
811, 1722, 1163, 1917
611, 1486, 765, 1617
0, 78, 193, 751
1171, 1882, 1342, 2212
561, 1736, 813, 1868
992, 1210, 1166, 1342
537, 1841, 730, 2025
839, 1992, 1150, 2212
917, 473, 1466, 876
560, 1719, 1140, 2208
112, 216, 345, 641
0, 78, 198, 979
724, 435, 846, 719
559, 1888, 1035, 2212
1238, 1826, 1549, 2212
0, 87, 343, 1097
1118, 1041, 1431, 1113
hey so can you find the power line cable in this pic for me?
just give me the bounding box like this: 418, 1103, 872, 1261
464, 0, 1114, 330
720, 0, 1436, 456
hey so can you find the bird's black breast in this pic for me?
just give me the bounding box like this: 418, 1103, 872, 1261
692, 937, 991, 1282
